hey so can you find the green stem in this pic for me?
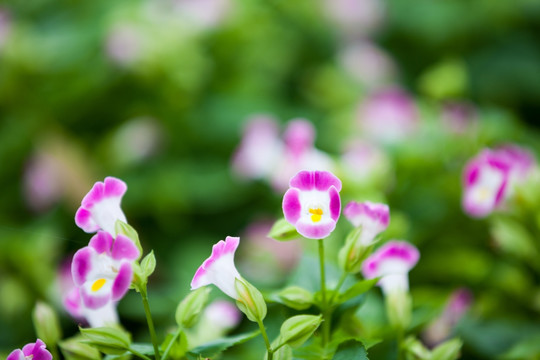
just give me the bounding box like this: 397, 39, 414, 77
318, 239, 330, 347
257, 319, 273, 360
397, 329, 404, 360
328, 272, 348, 305
129, 347, 153, 360
161, 327, 183, 360
140, 286, 161, 360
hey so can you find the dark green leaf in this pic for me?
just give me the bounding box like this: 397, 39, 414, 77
188, 330, 260, 358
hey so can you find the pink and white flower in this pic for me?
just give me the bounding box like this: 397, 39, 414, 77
362, 240, 419, 294
462, 145, 535, 218
344, 201, 390, 245
357, 88, 419, 143
191, 236, 243, 299
75, 177, 128, 236
203, 300, 242, 331
72, 231, 139, 309
7, 339, 52, 360
0, 8, 11, 50
282, 170, 342, 239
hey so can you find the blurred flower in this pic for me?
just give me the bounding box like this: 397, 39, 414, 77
203, 300, 242, 331
172, 0, 231, 28
7, 339, 52, 360
322, 0, 385, 37
357, 88, 419, 144
232, 115, 283, 180
462, 145, 535, 218
362, 240, 419, 294
282, 170, 342, 239
238, 219, 301, 286
440, 102, 477, 135
344, 201, 389, 245
272, 119, 335, 191
75, 177, 128, 236
0, 8, 11, 50
112, 117, 163, 167
423, 288, 473, 348
72, 231, 139, 309
191, 236, 243, 299
340, 140, 390, 186
58, 257, 119, 327
106, 25, 143, 66
24, 151, 64, 212
338, 41, 396, 89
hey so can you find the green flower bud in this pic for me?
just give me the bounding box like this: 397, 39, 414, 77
235, 278, 267, 322
338, 228, 373, 274
79, 327, 131, 355
141, 251, 157, 278
276, 286, 313, 310
175, 287, 211, 329
277, 314, 322, 348
33, 301, 62, 348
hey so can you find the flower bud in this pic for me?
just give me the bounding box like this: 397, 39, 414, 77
278, 315, 322, 348
175, 287, 211, 329
32, 301, 62, 348
338, 227, 373, 274
235, 278, 267, 322
276, 286, 313, 310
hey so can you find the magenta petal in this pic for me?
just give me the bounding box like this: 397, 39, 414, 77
314, 171, 342, 192
111, 235, 140, 261
82, 181, 105, 208
63, 288, 84, 319
111, 262, 133, 301
296, 221, 336, 239
89, 231, 114, 254
191, 264, 210, 289
7, 349, 24, 360
75, 207, 100, 233
328, 186, 341, 221
289, 170, 315, 190
28, 340, 52, 360
104, 177, 127, 197
72, 247, 93, 286
283, 188, 301, 224
80, 287, 110, 309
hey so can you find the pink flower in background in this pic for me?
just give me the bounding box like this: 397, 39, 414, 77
173, 0, 231, 28
112, 117, 163, 167
362, 240, 419, 294
24, 152, 64, 212
7, 340, 52, 360
357, 88, 419, 143
423, 288, 473, 347
344, 201, 390, 245
272, 119, 335, 191
340, 140, 389, 184
462, 145, 535, 218
106, 25, 142, 66
203, 300, 242, 331
191, 236, 243, 299
283, 170, 342, 239
232, 115, 283, 180
339, 41, 396, 89
75, 177, 128, 236
441, 102, 477, 134
322, 0, 385, 36
72, 231, 139, 309
0, 8, 11, 49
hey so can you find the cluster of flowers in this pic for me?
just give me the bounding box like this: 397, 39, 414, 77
462, 144, 536, 218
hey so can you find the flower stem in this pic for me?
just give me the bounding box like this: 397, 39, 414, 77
257, 319, 273, 360
318, 239, 330, 347
140, 286, 161, 360
397, 329, 404, 360
161, 327, 182, 360
129, 347, 153, 360
328, 271, 348, 305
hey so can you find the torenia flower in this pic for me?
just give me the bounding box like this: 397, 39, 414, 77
282, 170, 342, 239
344, 201, 390, 245
191, 236, 243, 299
75, 177, 127, 236
462, 145, 535, 218
362, 240, 419, 295
72, 231, 139, 309
7, 339, 52, 360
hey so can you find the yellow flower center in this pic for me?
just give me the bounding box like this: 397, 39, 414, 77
309, 208, 323, 223
91, 278, 107, 292
477, 187, 490, 201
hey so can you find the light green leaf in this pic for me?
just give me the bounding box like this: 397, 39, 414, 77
268, 218, 300, 241
332, 340, 368, 360
141, 251, 156, 278
338, 278, 379, 303
431, 338, 463, 360
189, 330, 260, 358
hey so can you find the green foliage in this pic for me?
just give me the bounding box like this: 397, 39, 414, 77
235, 278, 268, 323
79, 327, 131, 355
188, 331, 260, 358
59, 337, 102, 360
175, 287, 210, 329
268, 218, 301, 241
332, 340, 368, 360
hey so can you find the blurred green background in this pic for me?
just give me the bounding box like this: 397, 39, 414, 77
1, 0, 540, 358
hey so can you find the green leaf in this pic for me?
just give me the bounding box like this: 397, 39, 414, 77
278, 314, 322, 348
141, 251, 156, 278
79, 327, 131, 355
175, 287, 211, 328
431, 338, 463, 360
333, 340, 368, 360
501, 334, 540, 359
268, 218, 300, 241
338, 278, 379, 303
130, 343, 155, 356
161, 332, 188, 359
59, 337, 102, 360
189, 330, 260, 358
490, 216, 538, 261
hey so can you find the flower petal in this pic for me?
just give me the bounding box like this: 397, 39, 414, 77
89, 231, 114, 254
296, 220, 336, 239
282, 188, 301, 224
111, 262, 133, 301
6, 349, 24, 360
75, 207, 100, 233
111, 234, 140, 261
72, 247, 93, 287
